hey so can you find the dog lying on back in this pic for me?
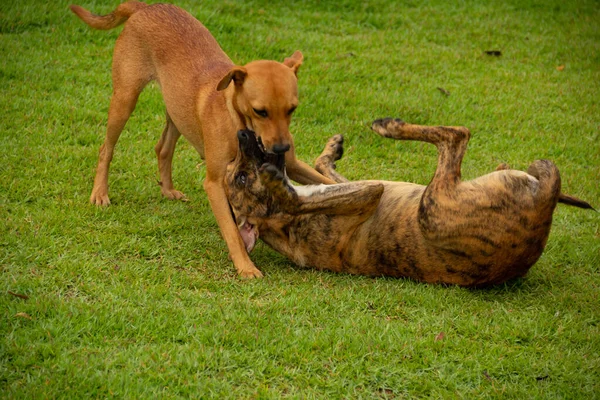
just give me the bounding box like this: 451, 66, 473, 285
225, 119, 593, 286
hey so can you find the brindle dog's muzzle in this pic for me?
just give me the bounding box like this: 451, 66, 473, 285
233, 129, 287, 253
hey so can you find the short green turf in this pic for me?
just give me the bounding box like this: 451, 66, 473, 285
1, 0, 599, 398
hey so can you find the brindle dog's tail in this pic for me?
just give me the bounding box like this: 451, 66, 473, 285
69, 1, 148, 30
558, 194, 595, 210
528, 160, 594, 212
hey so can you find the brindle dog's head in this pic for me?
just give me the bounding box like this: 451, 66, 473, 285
225, 129, 292, 252
226, 129, 385, 254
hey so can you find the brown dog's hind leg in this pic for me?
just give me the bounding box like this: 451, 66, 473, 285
90, 33, 152, 206
314, 134, 349, 183
155, 113, 186, 200
90, 86, 143, 205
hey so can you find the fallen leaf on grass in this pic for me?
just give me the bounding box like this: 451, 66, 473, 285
483, 370, 492, 381
437, 87, 450, 96
556, 65, 565, 71
435, 331, 445, 341
484, 50, 502, 56
8, 291, 29, 300
15, 312, 33, 320
378, 388, 394, 396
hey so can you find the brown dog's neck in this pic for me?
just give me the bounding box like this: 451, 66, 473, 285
224, 86, 250, 131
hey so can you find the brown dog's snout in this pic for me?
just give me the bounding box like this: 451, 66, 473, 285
258, 135, 291, 155
271, 143, 291, 154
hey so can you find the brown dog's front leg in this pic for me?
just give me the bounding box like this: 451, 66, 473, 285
283, 143, 335, 184
286, 157, 336, 185
203, 177, 263, 278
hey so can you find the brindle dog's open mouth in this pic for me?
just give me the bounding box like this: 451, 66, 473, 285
235, 129, 286, 252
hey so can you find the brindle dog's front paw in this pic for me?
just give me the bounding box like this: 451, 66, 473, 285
325, 134, 344, 162
259, 163, 285, 187
259, 163, 298, 208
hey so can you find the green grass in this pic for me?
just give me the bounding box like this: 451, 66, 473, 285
1, 0, 599, 398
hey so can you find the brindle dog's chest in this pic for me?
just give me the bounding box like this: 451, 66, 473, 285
259, 213, 367, 272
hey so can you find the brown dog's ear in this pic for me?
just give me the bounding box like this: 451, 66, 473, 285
216, 66, 248, 91
283, 50, 303, 75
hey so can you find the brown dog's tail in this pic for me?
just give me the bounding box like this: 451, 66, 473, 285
69, 1, 148, 30
558, 193, 595, 210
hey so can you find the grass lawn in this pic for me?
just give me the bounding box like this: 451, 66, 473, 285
1, 0, 599, 397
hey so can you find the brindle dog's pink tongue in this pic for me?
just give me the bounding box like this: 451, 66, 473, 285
239, 221, 258, 253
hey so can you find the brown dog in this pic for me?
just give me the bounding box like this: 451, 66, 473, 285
225, 120, 593, 286
69, 2, 334, 278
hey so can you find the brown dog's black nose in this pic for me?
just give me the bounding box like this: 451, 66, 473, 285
272, 143, 291, 154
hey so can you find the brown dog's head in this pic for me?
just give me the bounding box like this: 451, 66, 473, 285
217, 51, 303, 155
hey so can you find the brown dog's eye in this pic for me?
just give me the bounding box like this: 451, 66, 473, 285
236, 172, 248, 186
253, 108, 268, 118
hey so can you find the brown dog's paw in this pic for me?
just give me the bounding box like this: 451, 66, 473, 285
238, 265, 264, 279
161, 187, 188, 201
371, 118, 405, 137
90, 190, 111, 206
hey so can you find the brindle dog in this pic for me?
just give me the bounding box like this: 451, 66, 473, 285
225, 119, 593, 286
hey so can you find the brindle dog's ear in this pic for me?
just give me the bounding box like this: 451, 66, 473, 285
260, 164, 383, 217
295, 182, 384, 216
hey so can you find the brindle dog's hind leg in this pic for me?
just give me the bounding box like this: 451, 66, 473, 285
314, 134, 349, 183
371, 118, 470, 189
371, 118, 471, 237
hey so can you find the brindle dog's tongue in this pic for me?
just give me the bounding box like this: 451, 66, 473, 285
238, 218, 258, 253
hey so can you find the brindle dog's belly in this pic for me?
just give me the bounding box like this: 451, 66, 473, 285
339, 174, 553, 286
339, 182, 428, 278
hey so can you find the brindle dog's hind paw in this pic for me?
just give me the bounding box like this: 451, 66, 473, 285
371, 118, 406, 137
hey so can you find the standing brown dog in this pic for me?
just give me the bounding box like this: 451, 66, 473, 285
225, 121, 593, 286
69, 2, 334, 278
